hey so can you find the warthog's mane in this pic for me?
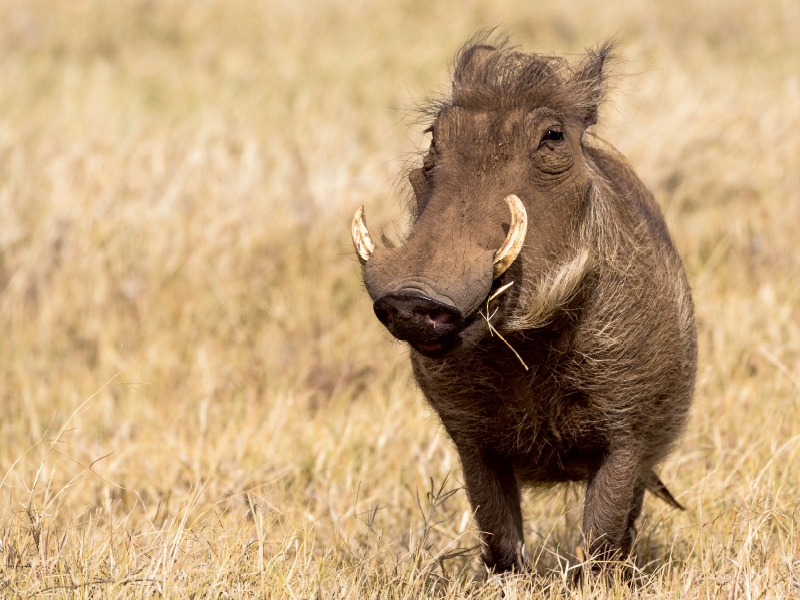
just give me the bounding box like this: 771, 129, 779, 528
418, 30, 617, 126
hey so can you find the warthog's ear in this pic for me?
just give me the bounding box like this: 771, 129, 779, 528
572, 40, 616, 128
453, 44, 501, 87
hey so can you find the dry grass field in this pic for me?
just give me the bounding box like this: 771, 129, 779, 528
0, 0, 799, 597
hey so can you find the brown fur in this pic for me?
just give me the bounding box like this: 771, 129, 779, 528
360, 34, 696, 574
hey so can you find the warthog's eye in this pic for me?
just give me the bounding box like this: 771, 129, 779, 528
422, 135, 436, 175
539, 129, 564, 146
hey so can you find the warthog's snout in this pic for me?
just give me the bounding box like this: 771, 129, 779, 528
353, 194, 527, 356
373, 290, 464, 350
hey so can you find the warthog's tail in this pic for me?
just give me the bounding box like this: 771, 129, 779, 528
644, 470, 685, 510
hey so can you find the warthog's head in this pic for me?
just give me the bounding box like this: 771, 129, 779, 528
353, 38, 613, 358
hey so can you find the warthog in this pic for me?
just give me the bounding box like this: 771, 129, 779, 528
351, 37, 696, 574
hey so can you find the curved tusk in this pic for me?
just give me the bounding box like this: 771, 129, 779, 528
493, 194, 528, 278
351, 204, 375, 263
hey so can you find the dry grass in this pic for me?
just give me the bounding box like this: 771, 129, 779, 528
0, 0, 798, 597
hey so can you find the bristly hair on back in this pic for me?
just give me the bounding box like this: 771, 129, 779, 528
420, 29, 618, 128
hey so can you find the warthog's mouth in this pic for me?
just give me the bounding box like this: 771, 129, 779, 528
411, 313, 483, 357
410, 281, 514, 359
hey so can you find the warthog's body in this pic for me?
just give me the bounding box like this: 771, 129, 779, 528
353, 37, 696, 572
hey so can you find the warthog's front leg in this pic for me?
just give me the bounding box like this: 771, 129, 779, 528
582, 446, 645, 567
457, 445, 526, 573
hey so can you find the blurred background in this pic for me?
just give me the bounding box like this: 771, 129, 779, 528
0, 0, 798, 596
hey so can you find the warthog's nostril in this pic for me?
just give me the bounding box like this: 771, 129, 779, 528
374, 306, 394, 328
428, 311, 454, 327
373, 290, 464, 343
